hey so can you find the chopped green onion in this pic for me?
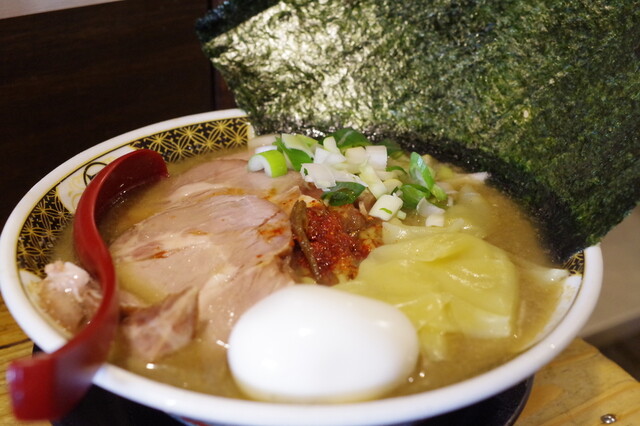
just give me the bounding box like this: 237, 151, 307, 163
416, 198, 446, 217
386, 165, 407, 175
359, 165, 387, 199
274, 139, 313, 171
398, 183, 429, 209
409, 153, 434, 187
409, 152, 448, 202
365, 145, 388, 170
247, 150, 288, 177
430, 183, 448, 202
321, 136, 341, 153
300, 163, 336, 188
330, 128, 371, 150
344, 146, 368, 165
383, 178, 403, 194
321, 182, 366, 206
369, 194, 403, 221
280, 133, 317, 156
314, 146, 346, 165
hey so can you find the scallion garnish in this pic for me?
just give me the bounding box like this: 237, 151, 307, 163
246, 130, 454, 222
409, 152, 448, 202
274, 139, 313, 171
247, 150, 288, 177
329, 128, 371, 150
386, 165, 407, 175
369, 194, 403, 220
321, 182, 366, 206
398, 183, 428, 209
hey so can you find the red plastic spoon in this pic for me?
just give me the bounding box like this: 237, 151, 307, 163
7, 149, 168, 420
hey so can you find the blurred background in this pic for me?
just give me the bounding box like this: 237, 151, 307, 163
0, 0, 233, 229
582, 206, 640, 380
1, 0, 638, 378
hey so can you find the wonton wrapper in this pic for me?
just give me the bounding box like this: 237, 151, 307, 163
335, 232, 519, 360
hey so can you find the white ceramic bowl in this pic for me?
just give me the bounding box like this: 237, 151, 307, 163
0, 109, 602, 425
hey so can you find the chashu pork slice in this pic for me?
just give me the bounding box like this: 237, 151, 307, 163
162, 158, 306, 214
121, 287, 199, 362
110, 193, 295, 347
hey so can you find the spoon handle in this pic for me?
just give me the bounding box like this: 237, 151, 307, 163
8, 149, 168, 420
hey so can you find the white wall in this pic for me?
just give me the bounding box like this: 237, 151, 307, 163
581, 206, 640, 344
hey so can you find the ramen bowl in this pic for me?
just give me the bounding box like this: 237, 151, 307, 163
0, 109, 603, 425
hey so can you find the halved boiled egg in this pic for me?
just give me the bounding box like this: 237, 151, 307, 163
227, 285, 419, 403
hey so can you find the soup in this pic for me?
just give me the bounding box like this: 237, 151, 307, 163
45, 130, 568, 402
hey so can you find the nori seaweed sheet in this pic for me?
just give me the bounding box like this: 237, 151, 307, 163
197, 0, 640, 261
195, 0, 277, 42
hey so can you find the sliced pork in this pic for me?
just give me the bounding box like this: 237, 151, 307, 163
110, 193, 295, 347
120, 287, 199, 361
36, 261, 101, 334
39, 159, 306, 361
160, 158, 306, 214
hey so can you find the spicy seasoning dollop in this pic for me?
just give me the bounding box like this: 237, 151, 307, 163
290, 200, 382, 285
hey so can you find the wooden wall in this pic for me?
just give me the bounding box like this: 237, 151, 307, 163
0, 0, 234, 227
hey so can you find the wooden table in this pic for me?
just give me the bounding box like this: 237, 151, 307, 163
1, 295, 639, 426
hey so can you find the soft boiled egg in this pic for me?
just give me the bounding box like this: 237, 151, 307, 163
227, 285, 420, 403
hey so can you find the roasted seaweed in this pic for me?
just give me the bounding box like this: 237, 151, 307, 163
195, 0, 277, 43
197, 0, 640, 260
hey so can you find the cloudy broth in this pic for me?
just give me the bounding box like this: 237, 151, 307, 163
52, 148, 565, 400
